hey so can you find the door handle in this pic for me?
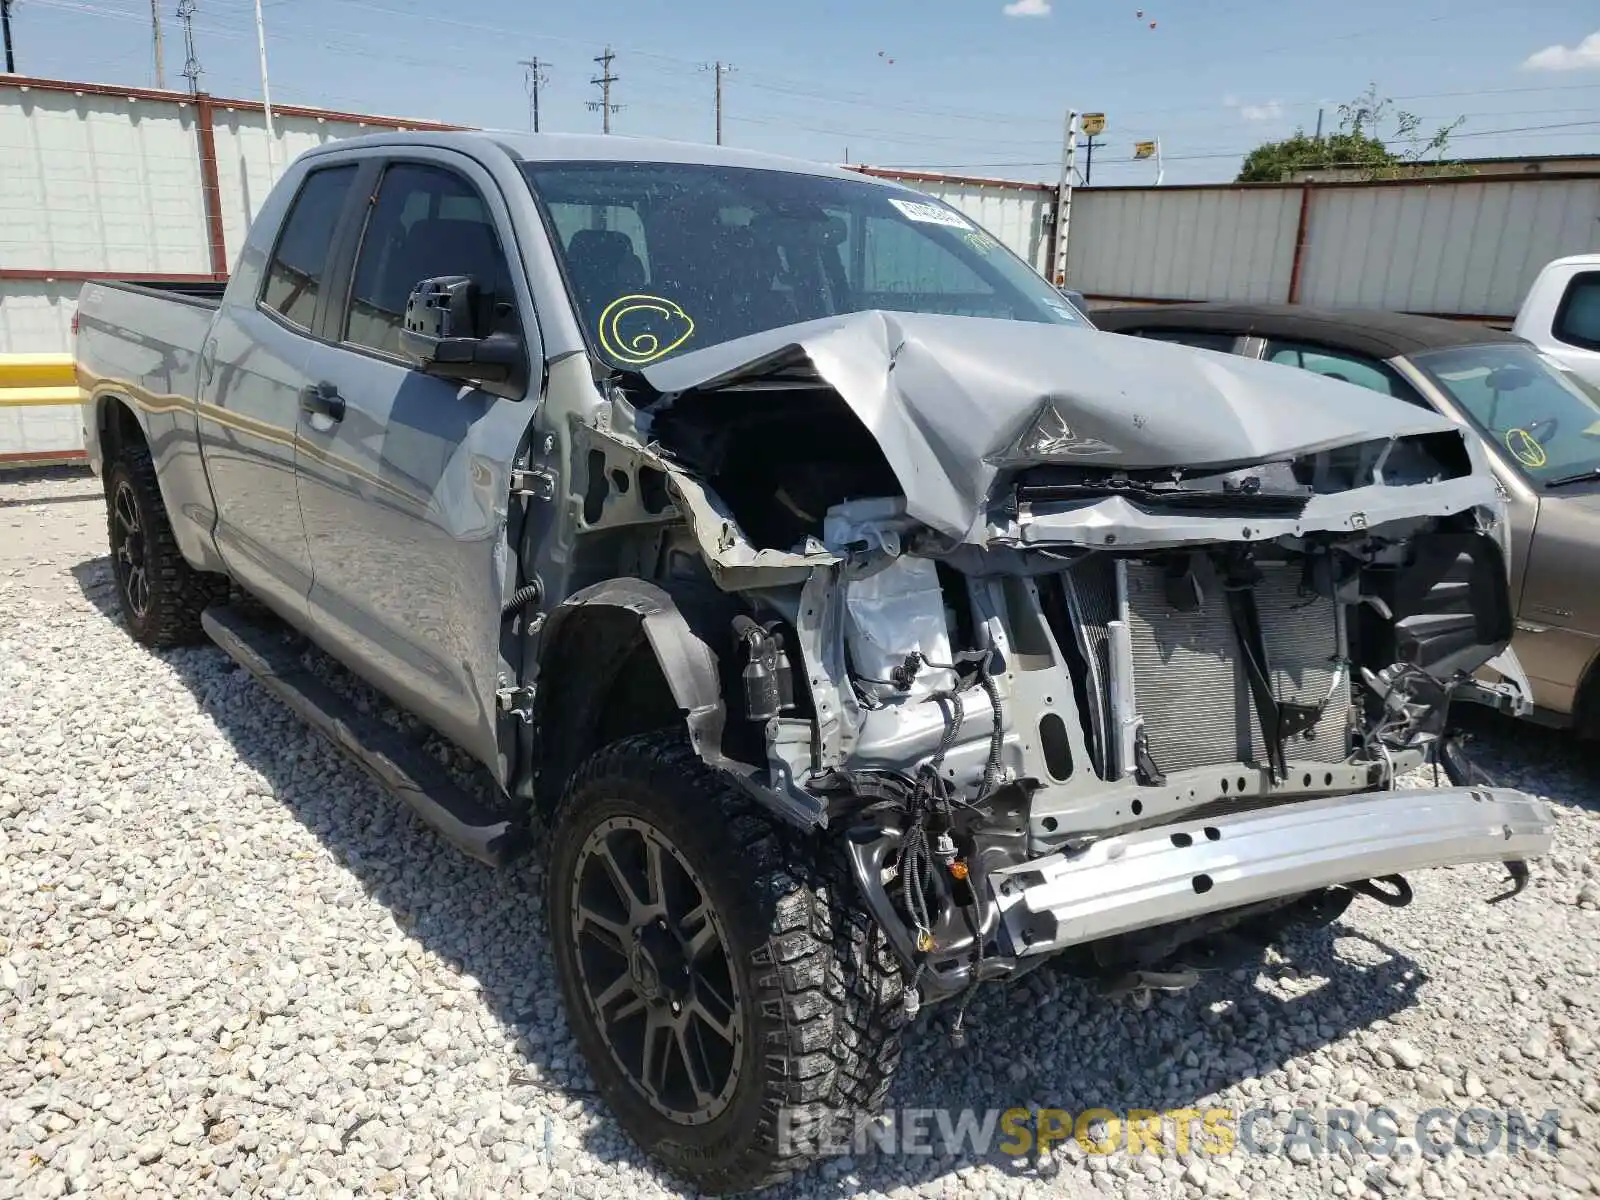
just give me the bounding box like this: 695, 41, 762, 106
300, 381, 346, 422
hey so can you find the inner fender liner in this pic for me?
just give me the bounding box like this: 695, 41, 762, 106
536, 578, 826, 828
1366, 530, 1514, 680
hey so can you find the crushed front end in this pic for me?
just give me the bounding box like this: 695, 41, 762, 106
625, 310, 1555, 1019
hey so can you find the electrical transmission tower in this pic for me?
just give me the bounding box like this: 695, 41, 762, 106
178, 0, 202, 94
518, 56, 548, 133
588, 46, 621, 134
701, 61, 735, 145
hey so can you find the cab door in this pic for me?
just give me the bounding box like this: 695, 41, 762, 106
292, 151, 542, 773
198, 161, 364, 626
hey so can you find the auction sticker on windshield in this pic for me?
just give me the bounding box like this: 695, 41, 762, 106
889, 198, 973, 230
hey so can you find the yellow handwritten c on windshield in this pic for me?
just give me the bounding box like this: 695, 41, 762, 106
597, 295, 695, 366
1505, 428, 1547, 469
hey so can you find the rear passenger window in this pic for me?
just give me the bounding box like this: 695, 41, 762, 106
1554, 272, 1600, 352
259, 165, 357, 331
1131, 329, 1239, 353
343, 162, 519, 357
1264, 339, 1429, 407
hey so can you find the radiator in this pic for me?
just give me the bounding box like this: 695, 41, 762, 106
1063, 557, 1351, 776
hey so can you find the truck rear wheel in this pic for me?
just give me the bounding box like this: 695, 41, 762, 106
104, 447, 228, 647
547, 732, 904, 1193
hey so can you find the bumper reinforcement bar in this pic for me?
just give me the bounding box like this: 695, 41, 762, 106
992, 786, 1552, 956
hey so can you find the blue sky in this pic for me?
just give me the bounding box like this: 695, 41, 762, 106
11, 0, 1600, 184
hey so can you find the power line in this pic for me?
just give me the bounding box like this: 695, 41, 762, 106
518, 55, 547, 133
588, 44, 620, 134
19, 0, 1600, 178
50, 0, 1600, 145
877, 119, 1600, 174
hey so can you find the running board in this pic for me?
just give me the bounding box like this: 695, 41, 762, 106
201, 606, 523, 867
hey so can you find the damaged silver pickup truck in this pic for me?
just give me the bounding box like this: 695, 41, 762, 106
76, 131, 1553, 1192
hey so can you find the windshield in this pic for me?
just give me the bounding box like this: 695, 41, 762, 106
1410, 343, 1600, 486
521, 161, 1087, 370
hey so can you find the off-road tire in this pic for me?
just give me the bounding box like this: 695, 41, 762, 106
547, 732, 905, 1193
104, 446, 229, 647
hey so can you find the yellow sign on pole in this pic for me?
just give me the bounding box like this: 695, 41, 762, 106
1133, 140, 1156, 159
1081, 112, 1106, 136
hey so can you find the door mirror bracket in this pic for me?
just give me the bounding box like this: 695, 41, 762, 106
399, 275, 526, 395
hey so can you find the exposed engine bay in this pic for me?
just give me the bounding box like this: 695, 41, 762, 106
533, 308, 1550, 1020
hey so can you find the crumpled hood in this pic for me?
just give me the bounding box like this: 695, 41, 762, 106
642, 309, 1462, 540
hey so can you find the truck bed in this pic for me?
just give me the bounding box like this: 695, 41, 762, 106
103, 278, 228, 306
75, 279, 224, 422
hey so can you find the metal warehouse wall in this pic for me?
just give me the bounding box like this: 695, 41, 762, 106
860, 166, 1600, 321
1063, 175, 1600, 318
1065, 186, 1303, 304
1, 75, 456, 459
1296, 178, 1600, 316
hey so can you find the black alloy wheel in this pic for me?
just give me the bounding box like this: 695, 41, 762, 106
110, 476, 150, 621
568, 813, 744, 1124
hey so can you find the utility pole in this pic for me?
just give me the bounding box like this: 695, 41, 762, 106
1080, 113, 1106, 186
702, 60, 735, 145
1314, 107, 1324, 140
589, 45, 621, 134
150, 0, 166, 88
518, 57, 548, 133
252, 0, 278, 180
2, 0, 16, 75
177, 0, 201, 94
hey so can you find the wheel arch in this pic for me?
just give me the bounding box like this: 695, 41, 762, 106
1569, 642, 1600, 738
95, 392, 149, 471
531, 578, 750, 817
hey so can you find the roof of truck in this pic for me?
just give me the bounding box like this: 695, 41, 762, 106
1092, 302, 1525, 360
303, 128, 890, 185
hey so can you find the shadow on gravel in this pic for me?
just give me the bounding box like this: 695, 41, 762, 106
0, 463, 94, 485
811, 922, 1429, 1197
1453, 706, 1600, 816
61, 555, 1550, 1197
68, 554, 612, 1167
70, 558, 122, 621
0, 487, 103, 508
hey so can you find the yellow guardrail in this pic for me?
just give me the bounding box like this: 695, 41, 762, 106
0, 353, 83, 408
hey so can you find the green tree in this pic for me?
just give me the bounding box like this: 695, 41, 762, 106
1235, 84, 1466, 183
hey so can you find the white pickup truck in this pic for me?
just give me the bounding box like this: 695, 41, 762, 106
1513, 253, 1600, 388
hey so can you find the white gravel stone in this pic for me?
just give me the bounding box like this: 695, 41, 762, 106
4, 469, 1598, 1200
1384, 1039, 1425, 1071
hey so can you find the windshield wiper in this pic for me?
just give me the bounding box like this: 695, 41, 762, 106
1543, 466, 1600, 489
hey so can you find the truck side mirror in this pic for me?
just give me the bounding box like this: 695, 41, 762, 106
399, 275, 524, 392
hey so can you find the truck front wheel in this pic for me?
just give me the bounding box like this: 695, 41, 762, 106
104, 447, 228, 647
547, 732, 904, 1193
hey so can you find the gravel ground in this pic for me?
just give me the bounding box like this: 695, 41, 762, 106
1, 468, 1597, 1200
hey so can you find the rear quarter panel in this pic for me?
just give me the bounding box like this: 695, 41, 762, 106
75, 284, 225, 573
